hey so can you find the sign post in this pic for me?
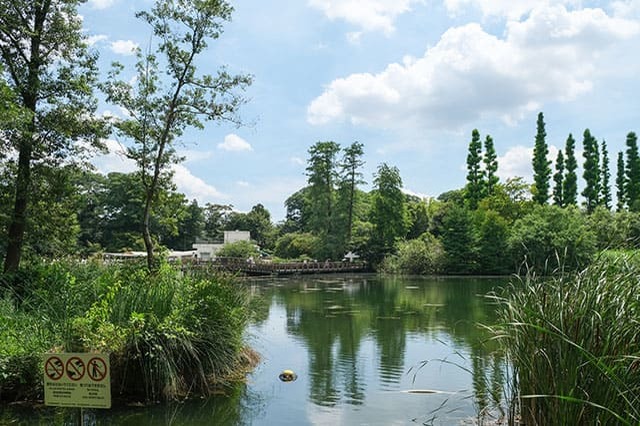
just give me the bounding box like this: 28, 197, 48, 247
43, 353, 111, 409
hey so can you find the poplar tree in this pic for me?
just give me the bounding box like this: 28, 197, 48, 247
552, 150, 564, 207
1, 0, 105, 272
532, 112, 551, 205
600, 140, 612, 210
616, 151, 626, 211
306, 141, 341, 237
563, 134, 578, 206
465, 129, 484, 209
582, 129, 600, 213
483, 135, 499, 197
337, 141, 365, 244
625, 132, 640, 211
102, 0, 252, 269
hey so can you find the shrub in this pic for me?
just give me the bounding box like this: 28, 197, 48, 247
381, 232, 445, 275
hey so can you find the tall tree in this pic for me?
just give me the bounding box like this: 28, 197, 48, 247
552, 150, 564, 207
371, 163, 407, 259
1, 0, 105, 272
600, 140, 612, 210
337, 141, 365, 245
581, 129, 600, 213
305, 141, 340, 239
102, 0, 251, 269
625, 132, 640, 211
532, 112, 551, 205
483, 135, 499, 197
465, 129, 484, 209
616, 151, 626, 211
563, 134, 578, 206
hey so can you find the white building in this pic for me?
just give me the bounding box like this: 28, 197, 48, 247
192, 230, 251, 260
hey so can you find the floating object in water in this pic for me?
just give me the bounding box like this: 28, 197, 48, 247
401, 389, 452, 394
405, 286, 419, 289
279, 369, 297, 382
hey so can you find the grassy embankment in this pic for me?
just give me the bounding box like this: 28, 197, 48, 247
0, 260, 256, 404
493, 251, 640, 425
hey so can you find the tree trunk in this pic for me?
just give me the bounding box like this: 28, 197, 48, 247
142, 188, 155, 271
3, 136, 32, 273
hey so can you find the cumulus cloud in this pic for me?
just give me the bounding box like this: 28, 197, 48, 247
290, 156, 305, 166
308, 0, 421, 36
92, 139, 136, 174
217, 134, 253, 152
86, 34, 108, 46
172, 164, 226, 203
88, 0, 116, 10
110, 40, 139, 56
442, 0, 581, 20
612, 0, 640, 18
307, 5, 640, 131
497, 144, 559, 182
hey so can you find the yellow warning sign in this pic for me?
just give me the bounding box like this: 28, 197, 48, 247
44, 353, 111, 409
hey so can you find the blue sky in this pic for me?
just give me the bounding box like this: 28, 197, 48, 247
83, 0, 640, 221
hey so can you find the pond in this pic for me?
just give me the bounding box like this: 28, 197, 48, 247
2, 274, 509, 425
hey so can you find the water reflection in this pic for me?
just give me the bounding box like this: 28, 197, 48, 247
2, 274, 508, 425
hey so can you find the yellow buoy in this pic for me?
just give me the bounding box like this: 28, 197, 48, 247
279, 369, 297, 382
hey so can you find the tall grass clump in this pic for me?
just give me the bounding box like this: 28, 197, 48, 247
0, 260, 254, 404
494, 255, 640, 425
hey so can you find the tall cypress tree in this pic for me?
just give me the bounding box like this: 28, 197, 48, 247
600, 140, 612, 210
625, 132, 640, 211
616, 151, 626, 211
582, 129, 600, 213
465, 129, 484, 209
532, 112, 551, 205
484, 135, 499, 197
563, 134, 578, 206
553, 150, 564, 207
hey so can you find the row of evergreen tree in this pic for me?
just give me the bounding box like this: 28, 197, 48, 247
465, 112, 639, 213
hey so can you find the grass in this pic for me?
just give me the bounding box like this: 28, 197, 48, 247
492, 254, 640, 425
0, 260, 254, 403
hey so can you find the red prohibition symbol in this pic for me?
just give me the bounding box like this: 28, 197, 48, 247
66, 357, 85, 381
45, 356, 64, 381
87, 357, 108, 382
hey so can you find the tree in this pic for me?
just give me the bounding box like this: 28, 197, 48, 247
305, 141, 340, 257
563, 134, 578, 206
102, 0, 251, 269
465, 129, 484, 209
582, 129, 600, 213
1, 0, 105, 272
552, 150, 564, 207
616, 151, 626, 212
203, 203, 233, 241
532, 112, 551, 205
600, 140, 612, 210
244, 203, 274, 249
625, 132, 640, 211
370, 163, 407, 261
483, 135, 499, 197
337, 141, 365, 245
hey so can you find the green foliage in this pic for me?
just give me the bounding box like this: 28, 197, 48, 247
495, 259, 640, 424
476, 209, 511, 275
616, 151, 627, 212
532, 112, 551, 205
381, 232, 445, 275
600, 140, 612, 210
484, 135, 499, 197
563, 133, 578, 206
216, 240, 259, 259
439, 204, 478, 274
0, 261, 252, 402
274, 232, 320, 259
581, 129, 601, 213
508, 205, 595, 274
465, 129, 484, 209
625, 132, 640, 211
370, 163, 407, 261
552, 150, 564, 206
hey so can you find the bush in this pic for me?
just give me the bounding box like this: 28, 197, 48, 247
0, 261, 253, 403
494, 256, 640, 424
381, 232, 445, 275
274, 232, 320, 259
216, 240, 259, 259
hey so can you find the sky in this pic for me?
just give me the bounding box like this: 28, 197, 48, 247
81, 0, 640, 221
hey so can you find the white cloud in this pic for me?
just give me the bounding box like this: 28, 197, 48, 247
307, 5, 640, 131
612, 0, 640, 18
86, 34, 108, 46
88, 0, 116, 10
110, 40, 139, 56
236, 180, 250, 187
217, 134, 253, 152
497, 144, 559, 182
290, 156, 305, 166
172, 164, 227, 203
308, 0, 422, 36
178, 149, 214, 163
442, 0, 583, 20
92, 139, 136, 174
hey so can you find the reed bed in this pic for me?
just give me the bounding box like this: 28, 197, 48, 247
493, 254, 640, 425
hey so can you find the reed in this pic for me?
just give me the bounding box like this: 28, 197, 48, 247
494, 254, 640, 425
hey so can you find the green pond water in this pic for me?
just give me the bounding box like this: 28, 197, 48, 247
2, 274, 509, 425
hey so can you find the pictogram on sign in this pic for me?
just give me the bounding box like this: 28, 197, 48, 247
87, 357, 108, 382
45, 356, 64, 381
66, 356, 86, 381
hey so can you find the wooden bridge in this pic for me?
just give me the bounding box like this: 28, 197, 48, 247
192, 258, 369, 276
